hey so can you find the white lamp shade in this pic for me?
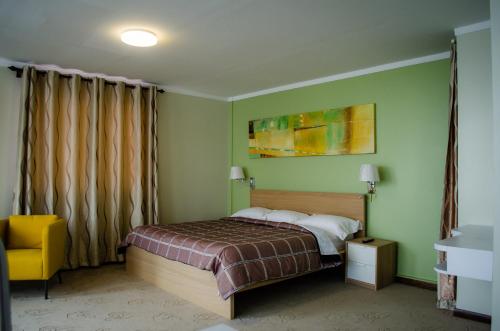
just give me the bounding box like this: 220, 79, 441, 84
229, 166, 245, 180
359, 164, 380, 182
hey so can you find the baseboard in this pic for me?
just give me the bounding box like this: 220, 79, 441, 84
453, 309, 491, 324
395, 276, 436, 291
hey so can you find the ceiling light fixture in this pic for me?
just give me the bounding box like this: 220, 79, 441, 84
121, 29, 158, 47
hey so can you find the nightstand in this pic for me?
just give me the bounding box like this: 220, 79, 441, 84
345, 238, 397, 290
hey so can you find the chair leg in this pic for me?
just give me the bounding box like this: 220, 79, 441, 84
57, 271, 62, 284
44, 280, 48, 300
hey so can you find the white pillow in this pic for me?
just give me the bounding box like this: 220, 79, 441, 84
231, 207, 272, 220
295, 214, 362, 240
264, 210, 309, 223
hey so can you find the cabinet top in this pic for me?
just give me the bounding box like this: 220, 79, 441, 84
348, 237, 395, 248
435, 225, 493, 252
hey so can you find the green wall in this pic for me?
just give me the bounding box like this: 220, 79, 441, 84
0, 67, 20, 218
158, 92, 229, 223
230, 60, 450, 282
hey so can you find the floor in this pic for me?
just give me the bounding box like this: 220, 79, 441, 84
9, 265, 488, 331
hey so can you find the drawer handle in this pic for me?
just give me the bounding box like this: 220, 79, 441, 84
351, 261, 368, 267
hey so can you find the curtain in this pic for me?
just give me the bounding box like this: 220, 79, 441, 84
13, 67, 159, 268
437, 39, 458, 309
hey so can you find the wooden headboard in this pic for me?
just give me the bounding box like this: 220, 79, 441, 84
250, 189, 366, 237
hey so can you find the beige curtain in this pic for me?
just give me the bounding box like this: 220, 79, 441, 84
13, 67, 159, 268
437, 39, 458, 309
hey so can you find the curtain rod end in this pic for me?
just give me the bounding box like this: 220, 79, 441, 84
8, 66, 23, 78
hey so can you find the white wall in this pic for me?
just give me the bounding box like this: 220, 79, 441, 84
457, 28, 494, 227
490, 0, 500, 328
456, 27, 494, 317
0, 67, 20, 218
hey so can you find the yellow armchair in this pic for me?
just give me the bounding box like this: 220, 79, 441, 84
0, 215, 66, 299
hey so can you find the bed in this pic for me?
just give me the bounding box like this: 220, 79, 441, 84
125, 189, 366, 319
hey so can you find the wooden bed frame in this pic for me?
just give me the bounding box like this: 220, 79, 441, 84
126, 189, 366, 319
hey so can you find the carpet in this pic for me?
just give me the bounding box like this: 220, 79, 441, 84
9, 265, 488, 331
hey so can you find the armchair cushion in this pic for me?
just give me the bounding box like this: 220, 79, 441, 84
6, 249, 43, 279
8, 215, 58, 249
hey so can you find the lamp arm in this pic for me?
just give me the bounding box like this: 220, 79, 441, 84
365, 181, 377, 202
234, 177, 255, 190
249, 177, 255, 190
367, 181, 376, 194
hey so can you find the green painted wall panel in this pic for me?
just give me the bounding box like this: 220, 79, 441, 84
158, 92, 229, 224
0, 67, 20, 218
230, 60, 450, 282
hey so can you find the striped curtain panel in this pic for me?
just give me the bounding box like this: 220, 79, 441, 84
437, 40, 458, 309
13, 67, 159, 268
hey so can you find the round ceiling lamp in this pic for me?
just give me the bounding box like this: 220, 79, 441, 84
121, 29, 158, 47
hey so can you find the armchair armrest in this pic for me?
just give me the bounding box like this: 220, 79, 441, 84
0, 218, 8, 244
42, 218, 67, 279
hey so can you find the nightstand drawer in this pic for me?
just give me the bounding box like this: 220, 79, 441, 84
347, 261, 376, 284
348, 243, 376, 266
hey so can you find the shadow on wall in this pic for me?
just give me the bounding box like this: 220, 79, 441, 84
378, 166, 392, 183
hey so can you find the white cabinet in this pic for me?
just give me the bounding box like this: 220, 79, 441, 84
346, 238, 396, 290
347, 244, 376, 266
347, 261, 376, 284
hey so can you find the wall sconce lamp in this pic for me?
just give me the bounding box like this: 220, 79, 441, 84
359, 164, 379, 202
230, 166, 255, 190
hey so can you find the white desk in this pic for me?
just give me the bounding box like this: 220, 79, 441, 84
434, 225, 493, 281
434, 225, 493, 316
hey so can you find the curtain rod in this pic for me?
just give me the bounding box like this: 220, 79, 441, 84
8, 66, 165, 93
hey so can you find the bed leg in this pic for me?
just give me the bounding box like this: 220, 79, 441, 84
44, 280, 48, 300
227, 295, 235, 320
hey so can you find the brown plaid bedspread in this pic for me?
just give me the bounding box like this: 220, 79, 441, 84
124, 217, 340, 299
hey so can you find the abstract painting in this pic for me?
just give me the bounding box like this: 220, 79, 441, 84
249, 103, 375, 158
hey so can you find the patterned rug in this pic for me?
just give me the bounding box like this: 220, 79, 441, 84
9, 265, 487, 331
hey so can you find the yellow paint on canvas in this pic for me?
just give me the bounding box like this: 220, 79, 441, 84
294, 126, 327, 155
348, 104, 375, 154
254, 129, 294, 150
248, 103, 375, 158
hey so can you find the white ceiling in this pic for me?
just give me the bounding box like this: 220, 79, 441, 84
0, 0, 490, 99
